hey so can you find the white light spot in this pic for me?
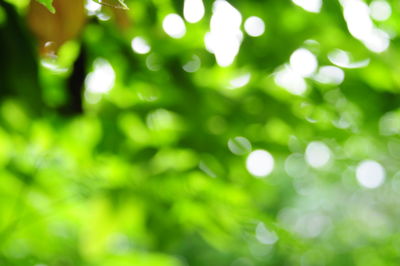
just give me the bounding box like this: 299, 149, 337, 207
290, 48, 318, 77
328, 49, 370, 69
369, 0, 391, 21
356, 160, 385, 189
205, 0, 243, 67
255, 222, 279, 245
131, 37, 151, 54
246, 149, 274, 177
274, 65, 307, 95
363, 28, 390, 53
85, 58, 115, 94
292, 0, 322, 13
163, 14, 186, 39
342, 0, 390, 53
85, 0, 101, 14
228, 136, 252, 155
305, 141, 331, 168
314, 66, 344, 85
204, 32, 215, 53
211, 0, 242, 32
328, 49, 350, 67
184, 0, 205, 23
41, 58, 68, 74
97, 12, 110, 21
229, 73, 251, 89
343, 0, 373, 39
183, 55, 201, 72
244, 16, 265, 37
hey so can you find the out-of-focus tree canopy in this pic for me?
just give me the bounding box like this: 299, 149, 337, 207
1, 0, 400, 265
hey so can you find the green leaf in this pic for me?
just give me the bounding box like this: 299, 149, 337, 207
35, 0, 55, 13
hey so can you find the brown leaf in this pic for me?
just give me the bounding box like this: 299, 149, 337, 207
27, 0, 86, 56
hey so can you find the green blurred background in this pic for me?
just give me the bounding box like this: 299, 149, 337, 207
1, 0, 400, 265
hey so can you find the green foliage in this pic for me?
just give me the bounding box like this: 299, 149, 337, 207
1, 0, 400, 265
